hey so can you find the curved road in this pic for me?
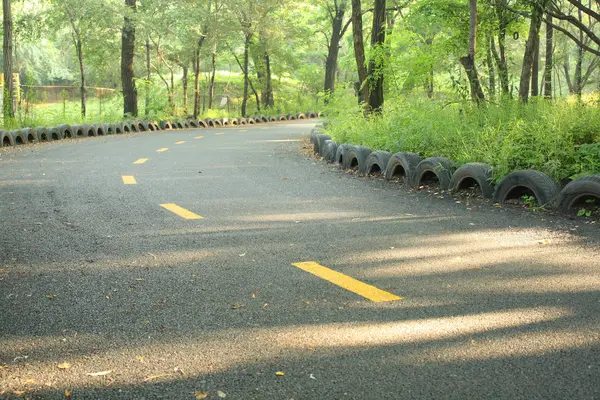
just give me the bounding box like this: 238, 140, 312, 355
1, 121, 599, 399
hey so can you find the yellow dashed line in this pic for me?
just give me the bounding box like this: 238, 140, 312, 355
239, 130, 248, 133
291, 261, 402, 303
194, 136, 205, 139
157, 148, 169, 153
133, 158, 149, 164
160, 204, 203, 220
175, 141, 185, 145
215, 132, 225, 136
122, 176, 137, 185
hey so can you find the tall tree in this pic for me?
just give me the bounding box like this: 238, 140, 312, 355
491, 0, 510, 95
459, 0, 485, 103
518, 0, 546, 103
367, 0, 386, 111
323, 0, 347, 98
351, 0, 369, 104
121, 0, 138, 117
543, 11, 553, 98
3, 0, 14, 120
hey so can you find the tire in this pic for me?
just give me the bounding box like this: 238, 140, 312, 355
412, 157, 455, 189
160, 120, 173, 130
296, 112, 306, 120
287, 114, 297, 120
247, 118, 255, 125
344, 145, 373, 173
239, 118, 247, 125
449, 163, 494, 198
278, 114, 287, 121
95, 124, 106, 136
314, 133, 331, 155
364, 151, 392, 176
57, 124, 73, 139
81, 124, 97, 137
230, 118, 239, 125
310, 127, 322, 144
35, 127, 49, 142
557, 175, 600, 212
125, 120, 138, 132
71, 124, 85, 137
20, 128, 37, 143
493, 170, 559, 206
175, 121, 184, 129
102, 123, 114, 135
319, 138, 334, 158
335, 144, 353, 166
112, 123, 123, 134
324, 140, 339, 163
141, 121, 152, 131
48, 127, 62, 140
188, 119, 199, 128
213, 119, 222, 127
1, 130, 14, 147
221, 118, 230, 126
134, 121, 145, 132
269, 116, 277, 122
181, 121, 190, 129
9, 130, 26, 145
307, 111, 317, 118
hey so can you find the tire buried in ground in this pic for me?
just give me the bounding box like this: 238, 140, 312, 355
412, 157, 455, 189
314, 133, 331, 155
135, 121, 146, 131
324, 140, 339, 163
35, 127, 49, 142
335, 144, 352, 166
230, 118, 239, 125
20, 128, 37, 143
278, 114, 287, 121
57, 124, 74, 139
160, 120, 173, 130
187, 119, 199, 128
296, 112, 306, 120
48, 127, 62, 140
96, 124, 107, 136
71, 125, 86, 137
112, 123, 123, 134
449, 163, 494, 198
247, 118, 255, 125
319, 138, 334, 158
1, 130, 15, 147
344, 145, 373, 173
493, 170, 559, 206
81, 124, 98, 137
102, 123, 114, 135
557, 175, 600, 215
269, 116, 277, 122
9, 130, 26, 145
365, 151, 392, 176
307, 111, 317, 118
239, 118, 247, 125
310, 127, 322, 144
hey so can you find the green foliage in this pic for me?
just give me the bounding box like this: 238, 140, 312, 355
324, 93, 600, 182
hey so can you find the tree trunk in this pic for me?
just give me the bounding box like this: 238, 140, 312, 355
242, 33, 251, 117
3, 0, 14, 120
121, 0, 138, 117
208, 52, 216, 109
543, 12, 553, 99
76, 37, 86, 118
564, 58, 574, 94
182, 64, 188, 116
531, 38, 540, 97
145, 38, 151, 115
262, 53, 274, 108
493, 0, 509, 95
169, 68, 175, 112
323, 1, 346, 98
367, 0, 386, 112
518, 2, 544, 103
460, 0, 485, 103
193, 40, 201, 118
351, 0, 369, 104
487, 36, 496, 99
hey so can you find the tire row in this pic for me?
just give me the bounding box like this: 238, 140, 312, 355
311, 127, 600, 215
0, 111, 321, 148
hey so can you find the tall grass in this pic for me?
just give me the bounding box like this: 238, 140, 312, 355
324, 94, 600, 182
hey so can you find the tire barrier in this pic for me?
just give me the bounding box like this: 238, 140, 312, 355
57, 124, 74, 139
48, 127, 62, 140
557, 175, 600, 214
160, 120, 173, 130
20, 128, 37, 143
449, 163, 494, 198
493, 170, 559, 206
71, 125, 86, 137
134, 121, 146, 132
230, 118, 239, 125
102, 123, 114, 135
310, 127, 322, 144
269, 116, 277, 122
307, 111, 317, 118
35, 127, 49, 142
296, 112, 306, 120
323, 140, 339, 163
384, 152, 422, 182
81, 124, 97, 137
412, 157, 455, 189
278, 114, 287, 121
187, 119, 199, 128
344, 145, 373, 173
247, 118, 256, 125
365, 151, 392, 176
239, 118, 247, 125
95, 124, 106, 136
221, 118, 230, 126
318, 138, 334, 158
287, 114, 297, 120
113, 123, 123, 134
1, 130, 14, 147
335, 144, 353, 165
9, 130, 26, 145
314, 133, 331, 155
125, 120, 138, 132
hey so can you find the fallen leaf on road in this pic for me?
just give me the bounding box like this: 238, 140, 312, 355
135, 278, 144, 281
174, 367, 185, 375
46, 294, 57, 300
217, 390, 227, 398
86, 370, 112, 376
263, 303, 269, 308
64, 389, 72, 399
536, 239, 550, 245
310, 374, 316, 380
251, 291, 261, 298
105, 296, 110, 301
143, 373, 172, 382
136, 356, 144, 362
275, 371, 285, 376
23, 378, 36, 384
57, 362, 71, 370
231, 303, 244, 309
239, 253, 246, 257
195, 392, 209, 399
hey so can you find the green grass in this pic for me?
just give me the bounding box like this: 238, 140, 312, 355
323, 94, 600, 182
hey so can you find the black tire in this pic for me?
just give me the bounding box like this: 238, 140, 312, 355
20, 128, 36, 143
278, 114, 287, 121
102, 123, 114, 135
196, 119, 206, 128
324, 140, 339, 163
175, 121, 184, 129
230, 118, 239, 125
160, 120, 172, 130
140, 121, 152, 131
9, 130, 26, 145
70, 124, 85, 137
213, 119, 222, 127
81, 124, 97, 137
310, 127, 322, 144
557, 175, 600, 212
125, 120, 138, 132
296, 112, 306, 120
335, 144, 352, 166
187, 119, 199, 128
287, 114, 297, 120
364, 151, 392, 176
307, 111, 317, 118
57, 124, 73, 139
135, 120, 145, 132
221, 118, 230, 126
1, 130, 14, 147
269, 116, 277, 122
247, 118, 255, 125
181, 121, 190, 129
48, 127, 62, 140
493, 170, 559, 206
95, 125, 106, 136
314, 133, 331, 155
412, 157, 455, 189
239, 118, 247, 125
319, 138, 334, 158
35, 127, 49, 142
449, 163, 494, 198
344, 146, 373, 173
112, 123, 123, 134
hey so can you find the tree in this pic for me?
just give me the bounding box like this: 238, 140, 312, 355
352, 0, 369, 104
367, 0, 386, 111
460, 0, 485, 103
519, 0, 546, 103
3, 0, 14, 121
543, 11, 553, 98
323, 0, 348, 98
121, 0, 138, 117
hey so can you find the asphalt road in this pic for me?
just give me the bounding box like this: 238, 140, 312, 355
1, 120, 599, 399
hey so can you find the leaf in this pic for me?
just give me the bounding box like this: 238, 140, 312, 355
251, 291, 261, 298
231, 303, 244, 309
136, 356, 144, 362
64, 389, 72, 399
275, 371, 285, 376
86, 370, 112, 376
217, 390, 227, 398
46, 294, 57, 299
23, 378, 36, 384
195, 392, 209, 399
57, 362, 71, 370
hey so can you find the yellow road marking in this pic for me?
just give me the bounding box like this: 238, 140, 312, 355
160, 204, 203, 220
175, 141, 185, 145
133, 158, 149, 164
194, 136, 205, 139
239, 130, 248, 132
122, 175, 137, 185
157, 148, 169, 153
215, 132, 225, 135
291, 261, 402, 302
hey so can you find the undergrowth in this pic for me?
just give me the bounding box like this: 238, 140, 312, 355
324, 95, 600, 182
